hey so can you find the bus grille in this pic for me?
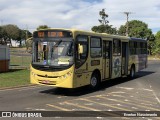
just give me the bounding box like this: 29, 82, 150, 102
38, 80, 56, 85
37, 74, 58, 78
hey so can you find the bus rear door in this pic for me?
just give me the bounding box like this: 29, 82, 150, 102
103, 40, 112, 80
112, 39, 121, 78
122, 42, 129, 75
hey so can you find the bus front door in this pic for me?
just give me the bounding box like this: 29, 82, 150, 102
122, 42, 128, 75
103, 41, 112, 80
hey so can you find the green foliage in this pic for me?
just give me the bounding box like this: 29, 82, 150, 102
37, 25, 50, 30
155, 31, 160, 39
91, 9, 117, 34
92, 25, 117, 34
152, 31, 160, 55
0, 26, 2, 38
2, 24, 20, 40
118, 20, 155, 55
0, 24, 32, 47
98, 8, 109, 25
118, 20, 154, 40
0, 24, 21, 46
26, 37, 33, 53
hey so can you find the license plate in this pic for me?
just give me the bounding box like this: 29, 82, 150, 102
42, 80, 50, 84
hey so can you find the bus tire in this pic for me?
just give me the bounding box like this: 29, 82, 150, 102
90, 73, 100, 89
130, 66, 135, 78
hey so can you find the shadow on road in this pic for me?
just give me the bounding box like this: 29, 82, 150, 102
40, 71, 154, 96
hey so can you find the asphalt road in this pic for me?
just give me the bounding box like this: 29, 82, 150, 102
0, 60, 160, 119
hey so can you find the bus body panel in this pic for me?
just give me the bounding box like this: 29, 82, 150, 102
112, 56, 122, 78
128, 54, 147, 73
30, 65, 75, 88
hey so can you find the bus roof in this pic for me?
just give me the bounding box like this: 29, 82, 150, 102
34, 28, 129, 40
130, 37, 147, 42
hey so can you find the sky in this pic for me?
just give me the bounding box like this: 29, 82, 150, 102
0, 0, 160, 34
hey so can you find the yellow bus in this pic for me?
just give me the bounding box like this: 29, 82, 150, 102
30, 28, 147, 88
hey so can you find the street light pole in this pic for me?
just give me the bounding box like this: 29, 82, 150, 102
25, 24, 28, 40
1, 20, 3, 26
123, 12, 132, 36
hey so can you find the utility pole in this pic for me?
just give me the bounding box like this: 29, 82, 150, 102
1, 20, 3, 26
25, 24, 28, 40
123, 12, 132, 36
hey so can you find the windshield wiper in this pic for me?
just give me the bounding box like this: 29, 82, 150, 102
55, 39, 62, 46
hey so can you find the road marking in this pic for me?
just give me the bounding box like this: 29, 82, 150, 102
100, 93, 156, 105
116, 87, 134, 90
142, 88, 153, 91
64, 102, 122, 117
131, 107, 138, 110
109, 91, 126, 94
149, 86, 160, 105
46, 104, 70, 111
109, 91, 154, 98
108, 92, 158, 104
153, 92, 160, 104
97, 96, 160, 111
64, 101, 100, 111
79, 98, 131, 111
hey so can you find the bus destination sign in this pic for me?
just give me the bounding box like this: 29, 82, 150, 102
34, 31, 72, 38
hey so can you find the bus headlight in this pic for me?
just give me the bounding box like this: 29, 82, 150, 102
32, 72, 36, 77
60, 71, 72, 79
63, 74, 67, 79
67, 71, 72, 76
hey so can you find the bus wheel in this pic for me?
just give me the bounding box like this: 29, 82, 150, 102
90, 74, 99, 89
130, 66, 135, 78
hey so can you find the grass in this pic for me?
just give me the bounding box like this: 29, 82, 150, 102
0, 69, 30, 88
10, 55, 32, 67
10, 47, 32, 66
0, 47, 31, 88
148, 55, 160, 60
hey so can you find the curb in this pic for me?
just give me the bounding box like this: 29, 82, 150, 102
0, 84, 38, 90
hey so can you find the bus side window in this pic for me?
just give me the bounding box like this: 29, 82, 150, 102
113, 39, 121, 55
90, 37, 102, 58
75, 35, 88, 69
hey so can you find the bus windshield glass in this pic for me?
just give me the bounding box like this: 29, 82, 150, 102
32, 39, 74, 67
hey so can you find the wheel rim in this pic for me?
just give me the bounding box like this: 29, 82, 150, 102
91, 76, 97, 87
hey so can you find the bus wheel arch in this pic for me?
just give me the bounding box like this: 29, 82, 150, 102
130, 64, 136, 78
90, 69, 101, 89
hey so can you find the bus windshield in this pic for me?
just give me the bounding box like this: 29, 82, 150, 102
32, 39, 74, 67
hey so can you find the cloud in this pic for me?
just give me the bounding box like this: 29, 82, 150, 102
0, 0, 160, 34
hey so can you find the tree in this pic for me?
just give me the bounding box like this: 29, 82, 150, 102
0, 24, 32, 47
98, 8, 109, 25
118, 20, 155, 54
152, 31, 160, 55
0, 26, 5, 45
0, 26, 2, 38
16, 29, 32, 47
26, 37, 33, 53
91, 9, 117, 34
118, 20, 154, 39
1, 24, 20, 46
37, 25, 50, 30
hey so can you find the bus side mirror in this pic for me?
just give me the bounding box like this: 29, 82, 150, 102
78, 44, 84, 54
